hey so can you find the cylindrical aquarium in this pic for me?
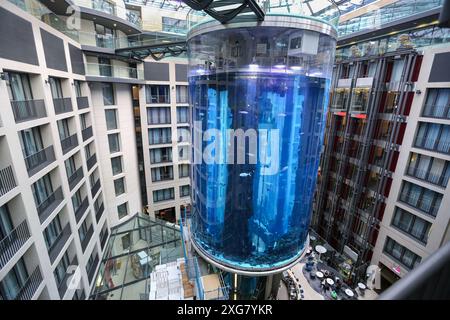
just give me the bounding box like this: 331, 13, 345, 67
188, 13, 337, 274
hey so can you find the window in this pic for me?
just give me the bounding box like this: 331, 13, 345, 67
422, 88, 450, 119
54, 252, 70, 287
177, 128, 190, 143
331, 88, 350, 110
179, 164, 190, 178
49, 77, 63, 99
392, 207, 431, 244
384, 237, 421, 269
0, 204, 14, 240
32, 174, 54, 208
406, 152, 450, 187
102, 83, 115, 105
65, 156, 77, 179
57, 119, 71, 141
177, 107, 189, 123
0, 257, 28, 300
72, 189, 83, 212
94, 23, 114, 48
20, 127, 44, 158
180, 185, 190, 197
146, 85, 170, 104
117, 202, 128, 219
78, 220, 89, 243
105, 109, 118, 130
399, 181, 442, 217
114, 177, 125, 196
108, 133, 120, 153
6, 71, 33, 102
414, 122, 450, 154
153, 188, 174, 202
43, 215, 62, 250
98, 57, 112, 77
147, 107, 171, 124
74, 80, 82, 97
176, 86, 188, 103
111, 156, 123, 175
151, 166, 173, 182
150, 147, 172, 164
148, 127, 171, 145
80, 113, 88, 130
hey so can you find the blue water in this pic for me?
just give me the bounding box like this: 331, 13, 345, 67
190, 72, 330, 272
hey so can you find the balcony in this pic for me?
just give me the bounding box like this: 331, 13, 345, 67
87, 254, 99, 283
68, 167, 83, 191
0, 220, 30, 269
13, 266, 43, 300
74, 197, 89, 223
76, 96, 89, 110
95, 203, 105, 223
81, 225, 94, 252
53, 98, 73, 115
61, 133, 79, 155
91, 179, 101, 198
57, 255, 78, 299
379, 240, 450, 300
48, 223, 72, 264
82, 126, 93, 142
37, 187, 64, 223
24, 146, 56, 177
0, 165, 17, 197
86, 154, 97, 171
85, 63, 143, 81
10, 100, 47, 123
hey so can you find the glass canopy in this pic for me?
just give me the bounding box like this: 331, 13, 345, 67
89, 214, 184, 300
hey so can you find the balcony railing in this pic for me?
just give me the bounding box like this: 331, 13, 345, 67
53, 98, 73, 115
82, 126, 93, 142
76, 96, 89, 110
48, 223, 72, 264
10, 99, 47, 123
0, 220, 30, 269
87, 254, 99, 283
24, 146, 56, 177
86, 154, 97, 171
85, 63, 143, 80
61, 133, 79, 154
74, 198, 89, 223
91, 179, 101, 198
95, 203, 105, 223
58, 255, 78, 299
0, 165, 17, 197
379, 240, 450, 300
14, 266, 43, 300
37, 187, 64, 223
68, 167, 83, 191
81, 225, 94, 252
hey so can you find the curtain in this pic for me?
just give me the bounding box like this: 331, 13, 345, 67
44, 216, 62, 249
428, 158, 445, 185
415, 123, 427, 147
21, 128, 43, 157
33, 175, 53, 206
437, 125, 450, 153
410, 217, 428, 242
424, 123, 440, 149
0, 259, 28, 299
49, 77, 63, 99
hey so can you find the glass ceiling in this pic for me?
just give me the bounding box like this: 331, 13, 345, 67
89, 214, 184, 300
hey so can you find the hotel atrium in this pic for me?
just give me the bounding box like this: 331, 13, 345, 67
0, 0, 449, 301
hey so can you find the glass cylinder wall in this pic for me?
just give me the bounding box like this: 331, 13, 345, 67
188, 14, 337, 273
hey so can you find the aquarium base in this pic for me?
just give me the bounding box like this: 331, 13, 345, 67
191, 235, 310, 276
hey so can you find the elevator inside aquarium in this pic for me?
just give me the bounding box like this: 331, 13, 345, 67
187, 13, 337, 297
